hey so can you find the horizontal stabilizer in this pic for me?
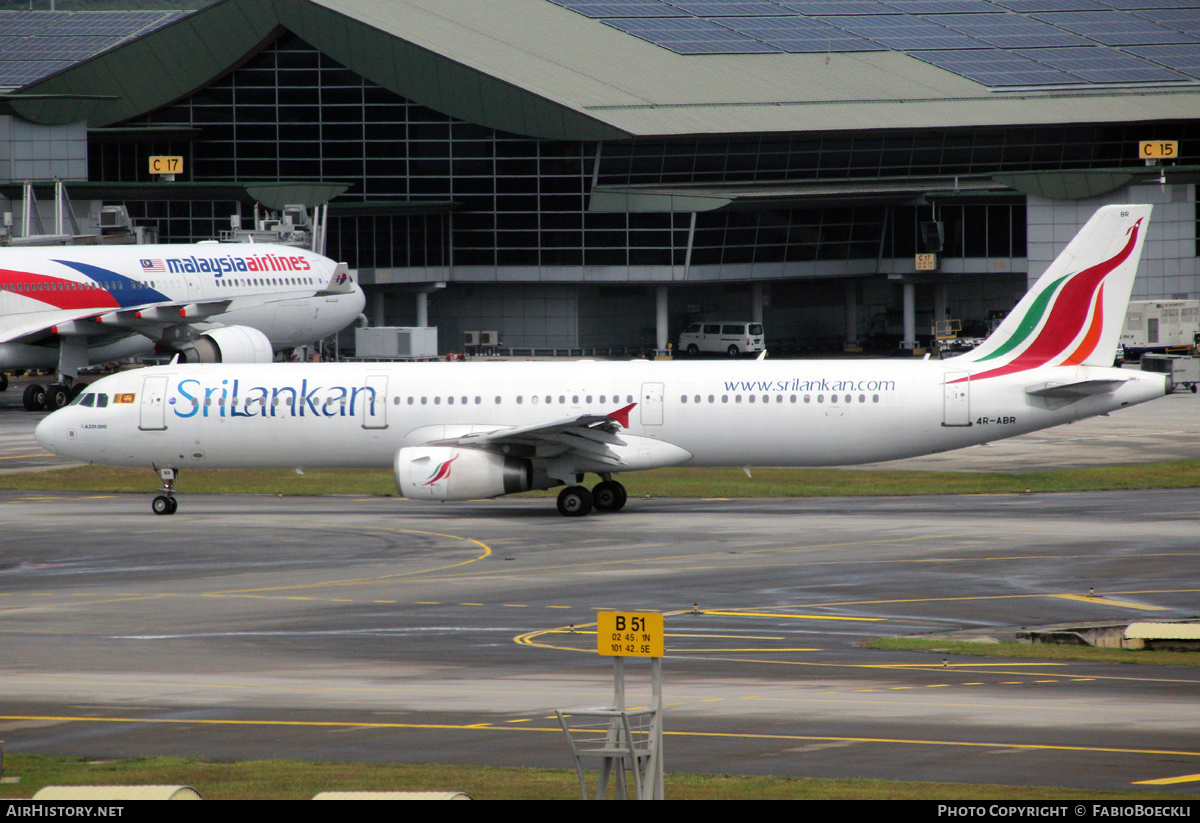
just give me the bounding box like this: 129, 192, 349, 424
1026, 379, 1127, 399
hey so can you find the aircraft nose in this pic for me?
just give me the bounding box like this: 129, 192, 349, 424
35, 410, 65, 455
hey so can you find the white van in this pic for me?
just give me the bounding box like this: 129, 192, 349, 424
679, 322, 765, 357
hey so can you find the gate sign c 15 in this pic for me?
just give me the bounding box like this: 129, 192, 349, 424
597, 611, 664, 657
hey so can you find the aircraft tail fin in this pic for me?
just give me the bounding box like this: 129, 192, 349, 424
948, 205, 1151, 378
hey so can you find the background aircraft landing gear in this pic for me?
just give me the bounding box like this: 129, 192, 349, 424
153, 468, 179, 515
44, 383, 71, 411
592, 479, 627, 512
556, 485, 593, 517
22, 384, 46, 411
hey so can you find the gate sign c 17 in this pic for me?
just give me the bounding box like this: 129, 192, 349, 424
597, 611, 664, 657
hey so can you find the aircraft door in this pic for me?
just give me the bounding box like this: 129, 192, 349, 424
139, 375, 169, 431
942, 370, 971, 427
640, 382, 664, 426
361, 374, 388, 429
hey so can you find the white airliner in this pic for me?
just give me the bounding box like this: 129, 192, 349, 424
0, 242, 365, 410
36, 205, 1169, 516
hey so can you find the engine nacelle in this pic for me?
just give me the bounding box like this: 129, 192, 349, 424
177, 326, 274, 364
395, 447, 532, 501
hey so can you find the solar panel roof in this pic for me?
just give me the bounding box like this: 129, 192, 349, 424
545, 0, 1200, 90
604, 16, 781, 52
1033, 9, 1200, 43
1016, 44, 1189, 79
717, 15, 883, 49
0, 10, 187, 91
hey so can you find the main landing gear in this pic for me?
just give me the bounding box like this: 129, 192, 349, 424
22, 379, 86, 411
555, 477, 628, 517
152, 467, 179, 515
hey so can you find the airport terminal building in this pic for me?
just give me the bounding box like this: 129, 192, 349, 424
2, 0, 1200, 353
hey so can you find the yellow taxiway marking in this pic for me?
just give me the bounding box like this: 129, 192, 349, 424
2, 714, 1196, 760
1133, 773, 1200, 785
702, 609, 881, 622
201, 528, 493, 595
0, 453, 55, 460
1053, 594, 1167, 610
543, 629, 787, 641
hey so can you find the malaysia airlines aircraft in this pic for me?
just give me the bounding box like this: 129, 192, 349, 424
36, 205, 1169, 516
0, 242, 365, 410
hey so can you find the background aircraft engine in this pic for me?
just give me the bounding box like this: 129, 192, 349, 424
177, 326, 274, 364
395, 446, 532, 501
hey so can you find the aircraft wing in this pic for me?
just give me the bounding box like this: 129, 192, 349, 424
429, 402, 691, 475
434, 403, 636, 454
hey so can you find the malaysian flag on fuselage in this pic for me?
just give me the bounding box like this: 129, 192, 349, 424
140, 259, 166, 273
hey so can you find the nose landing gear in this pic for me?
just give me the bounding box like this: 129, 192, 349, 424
152, 467, 178, 515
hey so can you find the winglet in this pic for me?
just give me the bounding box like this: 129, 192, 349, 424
607, 402, 636, 428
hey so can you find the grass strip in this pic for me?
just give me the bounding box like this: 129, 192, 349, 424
863, 637, 1200, 666
5, 460, 1200, 497
1, 755, 1197, 800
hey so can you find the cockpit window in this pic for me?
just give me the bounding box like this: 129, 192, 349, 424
96, 394, 109, 408
72, 393, 93, 407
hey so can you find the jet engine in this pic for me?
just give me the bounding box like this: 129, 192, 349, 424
176, 326, 274, 364
395, 446, 532, 501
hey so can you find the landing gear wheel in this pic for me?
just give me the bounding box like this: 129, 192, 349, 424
727, 344, 740, 357
44, 383, 70, 411
592, 480, 627, 512
687, 344, 699, 357
69, 382, 87, 400
152, 495, 177, 515
556, 485, 594, 517
0, 372, 7, 392
22, 383, 46, 411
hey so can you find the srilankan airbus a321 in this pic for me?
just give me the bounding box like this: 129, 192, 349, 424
0, 242, 365, 410
36, 205, 1170, 516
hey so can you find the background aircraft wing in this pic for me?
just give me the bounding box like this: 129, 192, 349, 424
0, 299, 236, 345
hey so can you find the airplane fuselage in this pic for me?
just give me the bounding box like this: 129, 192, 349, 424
0, 242, 364, 369
36, 359, 1170, 472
